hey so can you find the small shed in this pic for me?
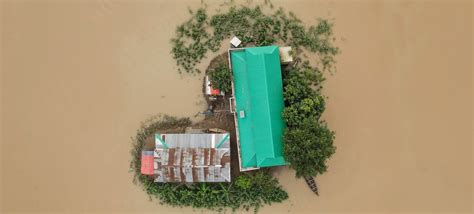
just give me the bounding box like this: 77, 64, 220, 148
279, 46, 293, 64
205, 75, 225, 96
140, 151, 154, 175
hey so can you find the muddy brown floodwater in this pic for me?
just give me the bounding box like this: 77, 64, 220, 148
1, 0, 472, 213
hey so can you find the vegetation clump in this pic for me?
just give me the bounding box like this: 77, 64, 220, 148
280, 62, 336, 178
282, 68, 326, 127
172, 6, 338, 73
283, 115, 336, 177
130, 115, 288, 212
209, 62, 232, 92
281, 65, 336, 178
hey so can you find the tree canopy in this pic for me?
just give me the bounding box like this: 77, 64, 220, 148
282, 67, 336, 178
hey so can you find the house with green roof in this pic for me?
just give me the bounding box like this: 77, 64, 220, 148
228, 45, 287, 171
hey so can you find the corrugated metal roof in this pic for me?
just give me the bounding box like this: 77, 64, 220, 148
155, 133, 230, 149
151, 133, 231, 183
141, 151, 154, 175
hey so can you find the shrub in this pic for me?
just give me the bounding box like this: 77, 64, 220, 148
231, 172, 288, 212
209, 63, 232, 92
235, 175, 252, 190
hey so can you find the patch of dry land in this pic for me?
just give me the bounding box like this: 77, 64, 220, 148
1, 0, 472, 213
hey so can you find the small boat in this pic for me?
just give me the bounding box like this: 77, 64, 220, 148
304, 176, 319, 196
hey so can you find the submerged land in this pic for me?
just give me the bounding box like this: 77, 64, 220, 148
1, 0, 472, 213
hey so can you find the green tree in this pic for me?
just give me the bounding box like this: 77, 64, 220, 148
283, 119, 336, 177
282, 69, 314, 105
282, 96, 325, 127
282, 69, 326, 127
282, 67, 335, 178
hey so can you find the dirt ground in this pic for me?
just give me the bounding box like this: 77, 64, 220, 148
194, 52, 243, 178
1, 0, 472, 213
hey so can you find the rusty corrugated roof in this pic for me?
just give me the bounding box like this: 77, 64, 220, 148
151, 133, 231, 183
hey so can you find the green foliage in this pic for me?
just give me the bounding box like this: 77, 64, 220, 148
282, 68, 326, 127
282, 67, 326, 127
282, 69, 314, 105
171, 8, 210, 73
209, 63, 232, 92
282, 66, 336, 178
145, 172, 288, 212
235, 175, 252, 190
130, 116, 288, 212
231, 172, 289, 211
284, 120, 336, 177
171, 6, 338, 73
282, 96, 325, 127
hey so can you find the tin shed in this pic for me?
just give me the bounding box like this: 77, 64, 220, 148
153, 133, 231, 182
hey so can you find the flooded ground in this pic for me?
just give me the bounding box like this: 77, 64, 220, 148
1, 0, 472, 213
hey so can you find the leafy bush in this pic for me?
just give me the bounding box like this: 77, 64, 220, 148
209, 63, 232, 92
231, 172, 288, 211
130, 116, 288, 212
235, 175, 252, 190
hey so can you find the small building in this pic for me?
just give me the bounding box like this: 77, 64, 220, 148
150, 133, 231, 182
279, 46, 293, 64
228, 46, 287, 171
140, 151, 154, 175
205, 75, 225, 97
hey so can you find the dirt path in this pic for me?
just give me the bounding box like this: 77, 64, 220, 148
1, 0, 472, 213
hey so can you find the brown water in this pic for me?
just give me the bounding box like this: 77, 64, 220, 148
1, 0, 472, 213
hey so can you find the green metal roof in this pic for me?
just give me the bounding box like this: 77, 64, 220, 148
230, 46, 287, 169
